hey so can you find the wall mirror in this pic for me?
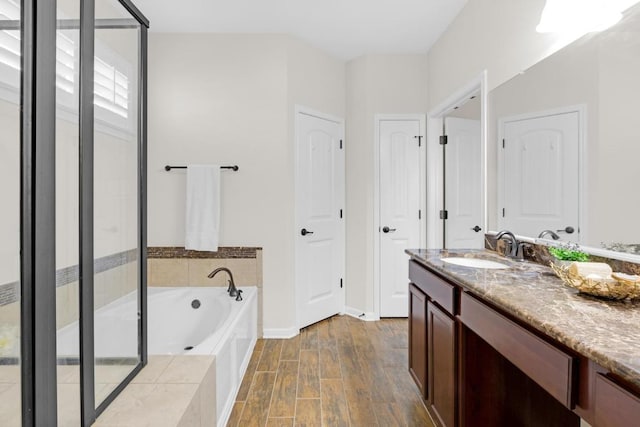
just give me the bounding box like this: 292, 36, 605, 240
487, 2, 640, 257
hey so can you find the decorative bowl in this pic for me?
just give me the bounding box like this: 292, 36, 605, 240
549, 262, 640, 300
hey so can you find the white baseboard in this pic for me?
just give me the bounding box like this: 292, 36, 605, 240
344, 306, 379, 321
262, 327, 299, 339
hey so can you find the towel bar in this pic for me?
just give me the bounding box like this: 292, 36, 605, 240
164, 165, 239, 171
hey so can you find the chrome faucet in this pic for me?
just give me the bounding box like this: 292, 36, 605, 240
208, 267, 243, 301
538, 230, 560, 240
495, 230, 520, 258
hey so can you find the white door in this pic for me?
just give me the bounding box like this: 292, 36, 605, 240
295, 112, 344, 329
379, 120, 422, 317
445, 118, 483, 249
501, 112, 580, 241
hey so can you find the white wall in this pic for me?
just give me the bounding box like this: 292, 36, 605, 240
427, 0, 577, 110
147, 33, 345, 332
286, 38, 346, 119
345, 54, 428, 315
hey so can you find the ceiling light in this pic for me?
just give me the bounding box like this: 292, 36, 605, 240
536, 0, 639, 34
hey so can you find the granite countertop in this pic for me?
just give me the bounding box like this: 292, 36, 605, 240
406, 248, 640, 388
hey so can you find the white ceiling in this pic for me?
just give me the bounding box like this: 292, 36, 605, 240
132, 0, 467, 60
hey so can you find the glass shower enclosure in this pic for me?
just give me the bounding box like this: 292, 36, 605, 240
0, 0, 148, 425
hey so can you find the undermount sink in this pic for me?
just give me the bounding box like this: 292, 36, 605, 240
441, 257, 510, 269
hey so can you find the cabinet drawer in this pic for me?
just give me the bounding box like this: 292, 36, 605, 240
460, 292, 576, 408
409, 260, 456, 314
595, 374, 640, 427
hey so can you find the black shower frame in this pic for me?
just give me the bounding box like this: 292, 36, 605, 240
19, 0, 149, 425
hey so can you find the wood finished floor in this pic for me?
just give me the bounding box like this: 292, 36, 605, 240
227, 315, 434, 427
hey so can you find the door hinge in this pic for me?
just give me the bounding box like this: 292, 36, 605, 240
418, 210, 422, 220
502, 208, 505, 217
339, 209, 343, 219
502, 138, 505, 148
440, 210, 448, 220
439, 135, 448, 145
414, 135, 423, 147
340, 139, 343, 149
340, 278, 343, 288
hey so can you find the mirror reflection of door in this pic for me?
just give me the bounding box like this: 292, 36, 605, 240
442, 96, 484, 249
499, 110, 581, 242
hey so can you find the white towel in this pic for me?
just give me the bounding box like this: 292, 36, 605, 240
185, 165, 221, 251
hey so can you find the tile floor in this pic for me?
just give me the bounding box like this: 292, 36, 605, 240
228, 315, 434, 427
0, 363, 138, 426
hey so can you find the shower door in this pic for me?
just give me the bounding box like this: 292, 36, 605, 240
93, 0, 145, 412
56, 0, 82, 424
0, 0, 22, 424
0, 0, 148, 425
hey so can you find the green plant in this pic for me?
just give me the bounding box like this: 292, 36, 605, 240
548, 243, 589, 262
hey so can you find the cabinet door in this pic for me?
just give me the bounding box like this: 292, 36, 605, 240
428, 302, 456, 427
595, 374, 640, 427
409, 283, 428, 398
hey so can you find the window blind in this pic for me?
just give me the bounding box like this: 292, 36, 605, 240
0, 0, 130, 119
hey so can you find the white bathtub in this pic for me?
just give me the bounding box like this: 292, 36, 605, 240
148, 286, 257, 355
149, 286, 258, 427
57, 286, 258, 427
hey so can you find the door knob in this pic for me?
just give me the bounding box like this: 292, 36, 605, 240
300, 228, 314, 236
557, 226, 575, 234
472, 225, 482, 233
382, 226, 397, 233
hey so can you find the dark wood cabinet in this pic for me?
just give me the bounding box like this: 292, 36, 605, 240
408, 257, 640, 427
460, 292, 577, 409
428, 302, 456, 427
409, 261, 458, 426
409, 283, 428, 398
594, 374, 640, 427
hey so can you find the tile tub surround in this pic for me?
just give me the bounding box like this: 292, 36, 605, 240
147, 247, 263, 336
1, 360, 209, 427
93, 356, 216, 427
147, 246, 260, 259
406, 248, 640, 390
147, 247, 262, 287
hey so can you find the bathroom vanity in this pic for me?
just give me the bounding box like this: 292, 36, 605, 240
406, 249, 640, 427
